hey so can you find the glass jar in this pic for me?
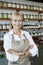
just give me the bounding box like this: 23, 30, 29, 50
12, 3, 17, 8
36, 15, 39, 19
16, 3, 20, 8
7, 24, 9, 29
20, 4, 24, 9
0, 13, 2, 18
39, 7, 42, 11
0, 2, 2, 7
27, 5, 31, 10
0, 13, 4, 19
23, 14, 27, 19
1, 24, 3, 29
27, 15, 30, 19
29, 15, 31, 19
23, 4, 27, 9
8, 13, 12, 19
34, 15, 36, 19
38, 23, 40, 28
3, 2, 8, 7
38, 15, 42, 19
31, 5, 34, 10
3, 24, 6, 29
34, 6, 37, 10
8, 2, 12, 8
3, 24, 7, 29
4, 13, 8, 18
31, 15, 34, 19
36, 6, 39, 11
42, 15, 43, 19
2, 13, 4, 19
0, 24, 2, 29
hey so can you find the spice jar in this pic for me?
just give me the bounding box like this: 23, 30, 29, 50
7, 24, 9, 29
8, 13, 12, 19
8, 2, 12, 8
20, 4, 24, 9
38, 15, 42, 19
27, 5, 31, 10
34, 6, 37, 10
39, 7, 42, 11
0, 24, 2, 29
12, 3, 17, 8
3, 2, 8, 7
4, 13, 8, 19
31, 15, 34, 19
31, 5, 34, 10
23, 4, 27, 9
16, 3, 20, 8
0, 2, 3, 7
42, 15, 43, 19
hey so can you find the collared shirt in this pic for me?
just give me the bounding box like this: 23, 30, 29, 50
3, 29, 38, 61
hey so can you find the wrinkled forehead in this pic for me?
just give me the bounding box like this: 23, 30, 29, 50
12, 15, 23, 20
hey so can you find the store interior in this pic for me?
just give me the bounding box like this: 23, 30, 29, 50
0, 0, 43, 65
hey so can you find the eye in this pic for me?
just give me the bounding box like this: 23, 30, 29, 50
14, 20, 17, 22
18, 20, 22, 22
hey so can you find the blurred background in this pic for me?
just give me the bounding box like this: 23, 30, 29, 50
0, 0, 43, 65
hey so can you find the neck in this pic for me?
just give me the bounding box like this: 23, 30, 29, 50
13, 28, 21, 36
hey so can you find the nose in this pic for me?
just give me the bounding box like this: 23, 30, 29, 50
16, 20, 19, 24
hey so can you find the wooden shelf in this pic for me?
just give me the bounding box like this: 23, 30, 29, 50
0, 6, 43, 13
23, 27, 43, 30
0, 18, 11, 20
0, 29, 9, 31
0, 18, 43, 21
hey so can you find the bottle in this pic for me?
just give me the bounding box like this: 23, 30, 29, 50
42, 15, 43, 20
4, 13, 8, 19
27, 5, 31, 10
39, 7, 42, 11
0, 24, 2, 29
20, 4, 24, 9
23, 4, 27, 9
8, 2, 12, 8
31, 15, 34, 19
7, 24, 9, 29
31, 5, 34, 10
36, 15, 39, 19
34, 15, 36, 19
38, 15, 42, 20
34, 6, 37, 10
16, 3, 20, 8
24, 14, 27, 19
3, 2, 8, 7
1, 24, 3, 29
0, 13, 2, 18
36, 6, 39, 11
27, 14, 30, 19
12, 3, 17, 8
0, 13, 4, 19
0, 1, 2, 7
3, 24, 6, 29
8, 13, 12, 19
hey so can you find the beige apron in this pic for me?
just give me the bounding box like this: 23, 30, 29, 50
8, 34, 31, 65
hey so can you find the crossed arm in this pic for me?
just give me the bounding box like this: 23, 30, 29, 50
7, 44, 34, 59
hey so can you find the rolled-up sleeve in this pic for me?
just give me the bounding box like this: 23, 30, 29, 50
25, 31, 38, 57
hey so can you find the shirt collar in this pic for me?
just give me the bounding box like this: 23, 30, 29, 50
9, 29, 24, 35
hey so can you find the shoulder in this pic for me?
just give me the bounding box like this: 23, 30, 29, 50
4, 30, 13, 38
22, 30, 30, 35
